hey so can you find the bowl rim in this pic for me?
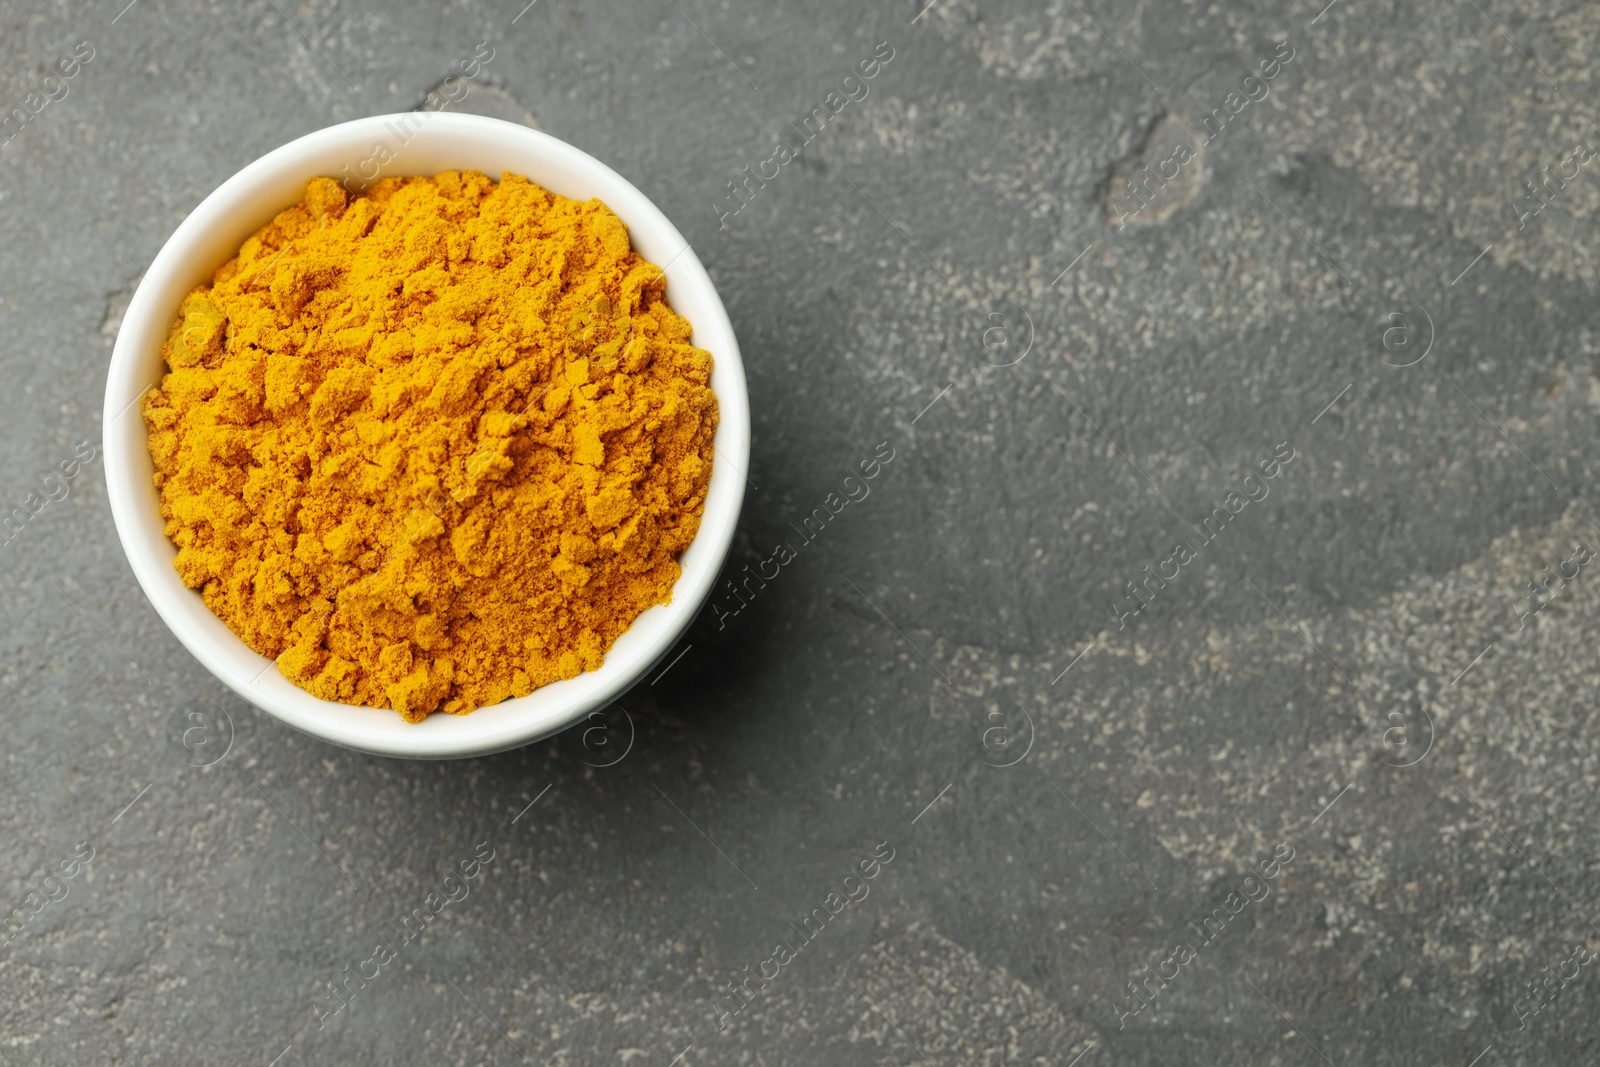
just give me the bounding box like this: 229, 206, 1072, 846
102, 113, 748, 759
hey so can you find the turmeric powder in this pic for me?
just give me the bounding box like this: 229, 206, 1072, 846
142, 171, 718, 721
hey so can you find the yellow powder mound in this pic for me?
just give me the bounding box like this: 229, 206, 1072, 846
142, 170, 717, 721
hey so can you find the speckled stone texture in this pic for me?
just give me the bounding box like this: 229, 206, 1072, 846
2, 1, 1598, 1064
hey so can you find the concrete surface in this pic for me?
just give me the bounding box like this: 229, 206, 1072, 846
2, 0, 1599, 1063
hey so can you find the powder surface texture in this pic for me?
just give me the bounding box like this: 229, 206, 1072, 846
142, 171, 717, 720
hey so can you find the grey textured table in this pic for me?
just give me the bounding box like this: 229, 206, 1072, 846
3, 1, 1599, 1064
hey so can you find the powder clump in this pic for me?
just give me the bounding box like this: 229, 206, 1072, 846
142, 170, 717, 720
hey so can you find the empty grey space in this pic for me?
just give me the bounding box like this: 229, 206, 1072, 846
1, 0, 1598, 1064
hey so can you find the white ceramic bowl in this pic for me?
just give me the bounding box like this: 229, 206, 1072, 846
103, 114, 748, 759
